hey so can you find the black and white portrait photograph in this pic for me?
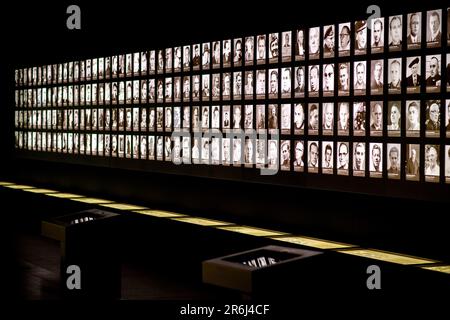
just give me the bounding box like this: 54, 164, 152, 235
337, 102, 350, 135
268, 104, 278, 133
339, 23, 351, 57
172, 77, 180, 102
281, 104, 291, 135
202, 74, 210, 100
295, 29, 305, 61
387, 101, 401, 136
165, 107, 172, 132
156, 107, 163, 132
338, 62, 350, 96
322, 141, 333, 174
118, 55, 125, 78
256, 104, 265, 131
280, 140, 290, 171
244, 138, 254, 168
322, 102, 334, 135
222, 105, 231, 131
222, 138, 231, 166
281, 31, 292, 62
388, 58, 402, 94
192, 44, 200, 70
173, 106, 181, 131
388, 15, 402, 51
257, 35, 266, 64
406, 100, 420, 137
337, 142, 349, 175
148, 135, 155, 160
202, 42, 210, 70
308, 103, 319, 135
182, 76, 191, 101
425, 100, 441, 137
386, 143, 400, 179
148, 79, 155, 103
156, 136, 163, 161
448, 8, 450, 45
353, 102, 366, 136
268, 69, 278, 99
369, 143, 383, 178
256, 70, 266, 99
447, 53, 450, 92
164, 136, 172, 162
323, 25, 335, 58
211, 138, 220, 166
446, 99, 450, 137
183, 45, 191, 71
281, 67, 291, 98
425, 144, 440, 182
233, 38, 243, 67
165, 48, 173, 73
174, 47, 182, 72
353, 61, 366, 95
182, 106, 190, 131
269, 33, 279, 63
219, 73, 230, 101
371, 17, 384, 53
354, 20, 367, 55
293, 140, 304, 172
445, 145, 450, 182
212, 41, 221, 69
308, 65, 319, 97
211, 106, 220, 129
201, 106, 210, 131
192, 75, 200, 101
407, 12, 421, 50
370, 60, 384, 95
426, 9, 442, 48
309, 27, 320, 60
294, 66, 305, 97
156, 79, 164, 103
223, 39, 232, 68
307, 141, 319, 173
212, 73, 220, 100
244, 105, 253, 131
426, 54, 441, 93
192, 106, 200, 132
353, 142, 365, 176
406, 56, 421, 93
245, 36, 254, 66
232, 138, 242, 166
233, 72, 242, 100
244, 71, 254, 99
149, 51, 156, 74
322, 64, 334, 97
126, 53, 133, 77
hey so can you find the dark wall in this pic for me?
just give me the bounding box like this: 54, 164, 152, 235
1, 0, 449, 260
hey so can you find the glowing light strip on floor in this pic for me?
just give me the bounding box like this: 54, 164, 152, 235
1, 180, 447, 272
133, 209, 187, 218
23, 188, 59, 194
71, 197, 115, 204
171, 217, 234, 227
270, 235, 355, 250
336, 248, 437, 265
4, 184, 35, 190
421, 265, 450, 275
46, 193, 85, 199
98, 203, 149, 211
216, 225, 288, 237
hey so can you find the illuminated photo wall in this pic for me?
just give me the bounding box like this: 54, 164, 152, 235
13, 7, 450, 187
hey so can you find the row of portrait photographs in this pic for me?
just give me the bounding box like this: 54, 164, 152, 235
13, 53, 450, 108
14, 131, 450, 182
14, 8, 450, 87
14, 100, 450, 138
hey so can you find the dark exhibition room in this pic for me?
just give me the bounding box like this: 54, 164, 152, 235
1, 0, 449, 315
